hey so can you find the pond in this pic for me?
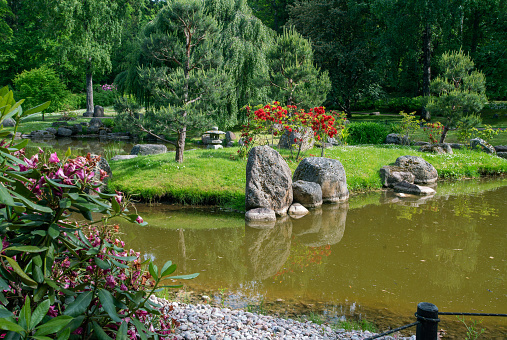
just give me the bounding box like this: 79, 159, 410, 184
112, 178, 507, 338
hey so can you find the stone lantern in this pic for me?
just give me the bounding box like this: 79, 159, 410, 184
203, 127, 226, 149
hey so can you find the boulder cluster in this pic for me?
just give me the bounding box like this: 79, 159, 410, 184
29, 117, 111, 139
244, 146, 348, 225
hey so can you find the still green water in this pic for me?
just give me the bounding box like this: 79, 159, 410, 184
117, 179, 507, 338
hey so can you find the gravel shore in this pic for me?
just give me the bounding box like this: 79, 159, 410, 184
150, 296, 416, 340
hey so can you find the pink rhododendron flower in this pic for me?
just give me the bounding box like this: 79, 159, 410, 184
135, 216, 144, 224
49, 152, 60, 164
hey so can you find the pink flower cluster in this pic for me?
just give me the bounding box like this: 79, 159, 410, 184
101, 84, 117, 91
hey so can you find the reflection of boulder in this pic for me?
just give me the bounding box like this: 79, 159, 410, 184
245, 219, 292, 280
291, 203, 348, 247
379, 190, 435, 207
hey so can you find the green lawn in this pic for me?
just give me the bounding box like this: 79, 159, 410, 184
108, 145, 507, 211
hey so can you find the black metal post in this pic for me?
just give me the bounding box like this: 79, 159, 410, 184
416, 302, 440, 340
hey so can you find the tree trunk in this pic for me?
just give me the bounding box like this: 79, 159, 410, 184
421, 23, 432, 121
86, 72, 94, 115
175, 129, 186, 163
439, 125, 449, 144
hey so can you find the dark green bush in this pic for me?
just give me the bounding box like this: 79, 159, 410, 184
60, 92, 86, 110
94, 84, 118, 106
346, 122, 391, 144
13, 66, 70, 114
353, 97, 424, 113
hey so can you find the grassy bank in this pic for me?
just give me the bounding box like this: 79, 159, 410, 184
108, 145, 507, 211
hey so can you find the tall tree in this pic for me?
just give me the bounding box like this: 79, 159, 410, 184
122, 0, 234, 163
248, 0, 295, 33
58, 0, 122, 116
288, 0, 377, 117
426, 50, 487, 143
0, 0, 12, 42
266, 26, 331, 108
207, 0, 274, 122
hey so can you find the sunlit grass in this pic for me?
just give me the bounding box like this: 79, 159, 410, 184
109, 145, 507, 210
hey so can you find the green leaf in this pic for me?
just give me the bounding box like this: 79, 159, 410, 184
59, 199, 72, 209
0, 183, 15, 206
33, 285, 49, 302
56, 327, 70, 340
65, 147, 72, 159
109, 258, 128, 269
160, 261, 176, 277
5, 246, 48, 253
45, 176, 75, 189
34, 316, 72, 336
31, 336, 53, 340
19, 297, 31, 330
168, 273, 199, 280
92, 322, 114, 340
3, 256, 37, 288
67, 192, 80, 200
30, 300, 50, 329
0, 306, 14, 318
148, 262, 158, 280
94, 258, 111, 270
63, 291, 92, 317
23, 101, 51, 117
33, 264, 44, 283
48, 224, 60, 239
8, 189, 52, 213
107, 255, 137, 262
116, 321, 128, 340
131, 319, 148, 340
0, 319, 25, 333
98, 289, 122, 323
111, 197, 120, 214
3, 331, 21, 340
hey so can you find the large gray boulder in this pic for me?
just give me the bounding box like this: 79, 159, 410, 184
293, 157, 349, 203
57, 127, 73, 137
385, 133, 409, 145
395, 155, 438, 184
225, 131, 237, 143
31, 130, 55, 139
69, 124, 83, 135
90, 154, 112, 192
278, 128, 315, 152
130, 144, 167, 156
495, 145, 507, 152
292, 180, 323, 208
93, 105, 105, 117
89, 117, 104, 128
470, 138, 496, 154
497, 152, 507, 160
379, 166, 415, 188
245, 146, 293, 216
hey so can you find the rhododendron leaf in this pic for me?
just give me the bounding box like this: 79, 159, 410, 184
97, 192, 116, 199
59, 199, 71, 209
33, 264, 44, 283
108, 255, 137, 262
92, 321, 113, 340
56, 327, 70, 340
131, 319, 148, 340
63, 291, 92, 317
116, 321, 128, 340
77, 230, 92, 248
5, 246, 48, 253
0, 306, 13, 318
33, 285, 49, 303
34, 316, 72, 336
0, 184, 15, 206
44, 279, 74, 296
148, 262, 158, 279
32, 336, 54, 340
23, 101, 50, 117
48, 224, 60, 239
95, 258, 111, 270
111, 197, 120, 214
19, 296, 30, 330
45, 176, 75, 189
161, 263, 177, 277
98, 289, 122, 323
109, 258, 128, 269
65, 147, 71, 159
30, 299, 50, 330
8, 190, 52, 213
167, 273, 199, 280
0, 319, 24, 333
85, 248, 99, 255
3, 256, 37, 287
67, 192, 80, 200
0, 277, 9, 290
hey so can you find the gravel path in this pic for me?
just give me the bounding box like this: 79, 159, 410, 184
150, 297, 416, 340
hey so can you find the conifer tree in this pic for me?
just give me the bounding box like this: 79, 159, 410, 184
266, 27, 330, 108
426, 50, 487, 143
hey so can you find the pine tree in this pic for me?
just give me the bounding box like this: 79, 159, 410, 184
266, 27, 330, 108
426, 50, 487, 143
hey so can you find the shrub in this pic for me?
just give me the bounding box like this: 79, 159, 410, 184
60, 92, 87, 111
346, 122, 391, 144
94, 84, 118, 107
13, 66, 70, 117
0, 87, 197, 339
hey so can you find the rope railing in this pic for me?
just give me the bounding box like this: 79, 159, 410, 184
363, 302, 506, 340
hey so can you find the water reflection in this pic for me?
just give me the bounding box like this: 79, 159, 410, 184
117, 179, 507, 336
